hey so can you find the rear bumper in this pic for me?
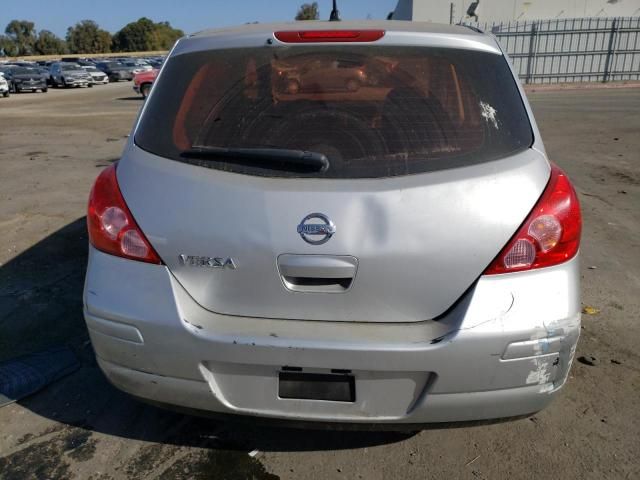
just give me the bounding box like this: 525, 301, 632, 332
64, 79, 89, 86
14, 83, 46, 91
84, 247, 580, 424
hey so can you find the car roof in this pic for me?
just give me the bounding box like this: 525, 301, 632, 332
190, 20, 482, 39
177, 20, 500, 56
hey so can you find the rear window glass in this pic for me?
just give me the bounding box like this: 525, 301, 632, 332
136, 45, 533, 178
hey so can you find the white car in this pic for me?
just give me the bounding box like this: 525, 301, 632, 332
82, 65, 109, 85
122, 60, 153, 75
0, 72, 9, 97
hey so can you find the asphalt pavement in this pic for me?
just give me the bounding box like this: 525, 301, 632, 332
0, 82, 638, 479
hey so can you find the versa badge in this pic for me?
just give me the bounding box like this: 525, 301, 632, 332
179, 255, 237, 269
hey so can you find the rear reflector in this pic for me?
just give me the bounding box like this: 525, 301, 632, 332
87, 164, 162, 264
484, 164, 581, 275
274, 30, 385, 43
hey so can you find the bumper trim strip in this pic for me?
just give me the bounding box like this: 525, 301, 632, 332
86, 313, 144, 344
502, 336, 562, 360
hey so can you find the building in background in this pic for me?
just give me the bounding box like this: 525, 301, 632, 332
392, 0, 640, 24
391, 0, 640, 85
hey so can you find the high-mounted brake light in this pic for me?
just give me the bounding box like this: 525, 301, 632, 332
484, 164, 581, 275
274, 30, 385, 43
87, 164, 162, 264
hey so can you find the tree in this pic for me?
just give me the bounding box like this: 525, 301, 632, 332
112, 17, 155, 52
112, 18, 183, 52
5, 20, 37, 55
0, 35, 18, 57
66, 20, 111, 54
151, 21, 184, 50
295, 2, 320, 20
34, 30, 67, 55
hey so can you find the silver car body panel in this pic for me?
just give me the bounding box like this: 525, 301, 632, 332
118, 145, 549, 322
180, 21, 501, 54
122, 25, 549, 324
85, 21, 579, 422
85, 246, 580, 423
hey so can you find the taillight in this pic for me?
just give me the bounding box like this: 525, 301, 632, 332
274, 30, 385, 43
484, 164, 581, 275
87, 164, 162, 264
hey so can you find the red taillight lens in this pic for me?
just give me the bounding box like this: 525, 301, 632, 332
87, 164, 162, 264
484, 164, 581, 275
274, 30, 385, 43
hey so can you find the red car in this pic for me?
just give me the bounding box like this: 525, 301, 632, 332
133, 69, 158, 98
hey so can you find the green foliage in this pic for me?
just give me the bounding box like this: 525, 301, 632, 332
112, 18, 183, 52
2, 17, 182, 56
295, 2, 320, 20
152, 21, 184, 49
34, 30, 67, 55
0, 35, 18, 57
5, 20, 36, 55
66, 20, 112, 54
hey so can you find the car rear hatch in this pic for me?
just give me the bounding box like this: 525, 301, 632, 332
117, 26, 548, 322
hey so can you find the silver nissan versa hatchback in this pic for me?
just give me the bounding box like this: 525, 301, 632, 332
84, 21, 582, 424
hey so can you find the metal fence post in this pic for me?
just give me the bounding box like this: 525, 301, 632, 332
603, 18, 619, 83
525, 22, 538, 84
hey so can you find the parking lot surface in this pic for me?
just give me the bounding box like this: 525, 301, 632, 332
0, 83, 638, 479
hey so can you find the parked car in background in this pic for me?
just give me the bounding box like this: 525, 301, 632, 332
84, 22, 582, 425
147, 57, 165, 69
276, 56, 369, 94
3, 61, 36, 68
35, 67, 51, 84
2, 66, 48, 93
0, 72, 9, 98
123, 59, 153, 74
49, 62, 92, 88
61, 57, 95, 66
133, 69, 159, 98
96, 62, 135, 82
82, 65, 109, 85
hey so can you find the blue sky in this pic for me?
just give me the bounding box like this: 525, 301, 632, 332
1, 0, 399, 37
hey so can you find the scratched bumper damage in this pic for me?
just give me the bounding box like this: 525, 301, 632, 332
84, 246, 580, 424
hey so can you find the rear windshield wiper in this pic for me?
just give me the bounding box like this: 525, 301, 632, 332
180, 146, 329, 173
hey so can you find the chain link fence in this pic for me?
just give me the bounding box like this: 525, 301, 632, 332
469, 17, 640, 84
